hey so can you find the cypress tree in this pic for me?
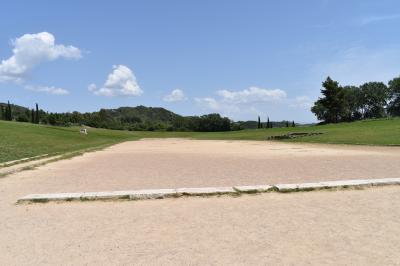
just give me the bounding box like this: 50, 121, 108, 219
292, 121, 295, 127
267, 117, 270, 128
6, 101, 12, 121
286, 121, 289, 127
257, 116, 261, 129
31, 109, 35, 123
0, 105, 4, 120
35, 103, 39, 124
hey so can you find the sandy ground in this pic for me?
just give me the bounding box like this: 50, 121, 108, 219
1, 139, 400, 265
1, 188, 400, 265
3, 139, 400, 195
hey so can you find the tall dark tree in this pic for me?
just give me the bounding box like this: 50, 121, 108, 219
388, 76, 400, 116
0, 106, 4, 120
6, 101, 12, 121
35, 103, 40, 124
267, 117, 270, 128
292, 121, 295, 127
257, 116, 261, 129
360, 82, 389, 119
311, 77, 343, 123
286, 121, 289, 127
340, 86, 363, 121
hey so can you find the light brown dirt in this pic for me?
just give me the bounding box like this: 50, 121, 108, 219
1, 139, 400, 265
3, 139, 400, 195
1, 188, 400, 265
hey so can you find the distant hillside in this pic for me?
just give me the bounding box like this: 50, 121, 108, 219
0, 102, 301, 131
104, 105, 181, 124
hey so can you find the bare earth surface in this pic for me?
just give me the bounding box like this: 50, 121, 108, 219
1, 139, 400, 265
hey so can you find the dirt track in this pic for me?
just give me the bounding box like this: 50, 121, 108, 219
1, 139, 400, 265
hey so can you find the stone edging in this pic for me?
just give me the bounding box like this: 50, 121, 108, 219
17, 178, 400, 204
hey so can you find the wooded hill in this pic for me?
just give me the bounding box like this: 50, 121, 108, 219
0, 103, 297, 132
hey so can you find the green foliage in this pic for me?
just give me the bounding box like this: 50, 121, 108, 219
312, 77, 393, 123
360, 82, 389, 119
388, 76, 400, 116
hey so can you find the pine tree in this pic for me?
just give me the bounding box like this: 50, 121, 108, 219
35, 103, 39, 124
292, 121, 295, 127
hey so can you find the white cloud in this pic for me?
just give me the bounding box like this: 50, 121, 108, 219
89, 65, 143, 97
289, 96, 313, 109
360, 14, 400, 25
195, 86, 314, 121
195, 86, 289, 115
0, 32, 81, 83
25, 85, 69, 95
217, 87, 287, 104
163, 89, 186, 102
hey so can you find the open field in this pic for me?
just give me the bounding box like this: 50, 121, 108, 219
1, 118, 400, 163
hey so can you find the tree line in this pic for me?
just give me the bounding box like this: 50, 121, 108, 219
0, 103, 234, 132
257, 116, 295, 128
311, 76, 400, 123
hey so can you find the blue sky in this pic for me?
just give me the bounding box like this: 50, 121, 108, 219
1, 0, 400, 122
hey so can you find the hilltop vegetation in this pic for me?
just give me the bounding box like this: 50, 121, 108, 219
1, 118, 399, 163
312, 76, 400, 123
0, 103, 296, 132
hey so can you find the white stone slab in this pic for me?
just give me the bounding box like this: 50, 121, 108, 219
176, 187, 236, 195
18, 192, 83, 203
234, 185, 273, 193
81, 191, 134, 200
128, 189, 178, 200
17, 178, 400, 203
274, 183, 299, 192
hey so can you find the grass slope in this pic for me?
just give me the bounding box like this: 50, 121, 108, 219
1, 118, 399, 163
0, 121, 137, 163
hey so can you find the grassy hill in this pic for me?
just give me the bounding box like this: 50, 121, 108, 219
0, 121, 137, 163
1, 118, 399, 163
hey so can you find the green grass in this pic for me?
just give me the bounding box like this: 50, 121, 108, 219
130, 118, 400, 145
1, 118, 400, 163
0, 121, 137, 163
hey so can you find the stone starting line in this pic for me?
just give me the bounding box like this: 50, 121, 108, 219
17, 178, 400, 204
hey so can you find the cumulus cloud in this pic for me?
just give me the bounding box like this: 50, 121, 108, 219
89, 65, 143, 97
0, 32, 81, 83
195, 86, 287, 114
25, 85, 69, 95
216, 87, 287, 104
289, 96, 313, 109
195, 86, 313, 121
163, 89, 186, 102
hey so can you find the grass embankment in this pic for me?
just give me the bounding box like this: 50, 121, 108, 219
1, 118, 399, 163
0, 121, 137, 163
